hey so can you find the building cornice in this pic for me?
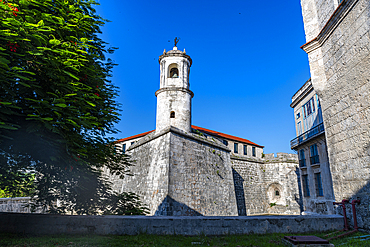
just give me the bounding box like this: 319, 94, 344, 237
301, 0, 359, 53
159, 52, 192, 66
155, 87, 194, 98
290, 79, 313, 108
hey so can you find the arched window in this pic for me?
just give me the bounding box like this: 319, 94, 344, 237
170, 111, 175, 118
275, 190, 280, 196
170, 68, 179, 78
168, 63, 179, 78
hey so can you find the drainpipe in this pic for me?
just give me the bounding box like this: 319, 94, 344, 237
351, 199, 360, 231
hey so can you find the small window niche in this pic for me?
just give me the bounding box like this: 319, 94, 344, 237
168, 63, 179, 78
267, 183, 283, 205
170, 111, 175, 118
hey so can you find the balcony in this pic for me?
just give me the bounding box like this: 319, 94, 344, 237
291, 123, 325, 149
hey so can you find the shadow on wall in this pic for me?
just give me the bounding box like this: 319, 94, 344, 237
155, 195, 202, 216
232, 168, 246, 216
295, 167, 304, 212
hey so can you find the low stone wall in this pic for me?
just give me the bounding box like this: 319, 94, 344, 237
0, 198, 33, 213
0, 212, 343, 236
0, 198, 47, 214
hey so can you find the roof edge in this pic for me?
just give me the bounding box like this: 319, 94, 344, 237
192, 125, 264, 148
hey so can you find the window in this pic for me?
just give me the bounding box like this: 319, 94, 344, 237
299, 149, 306, 167
122, 144, 126, 153
296, 113, 300, 119
297, 121, 302, 136
315, 173, 324, 196
302, 175, 310, 197
252, 147, 256, 157
234, 143, 238, 153
170, 111, 175, 118
275, 190, 280, 196
310, 144, 320, 165
170, 68, 179, 78
131, 141, 135, 145
222, 140, 228, 146
243, 145, 247, 155
303, 97, 316, 118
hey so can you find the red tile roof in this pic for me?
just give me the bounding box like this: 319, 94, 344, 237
115, 126, 264, 148
114, 130, 154, 143
191, 126, 264, 148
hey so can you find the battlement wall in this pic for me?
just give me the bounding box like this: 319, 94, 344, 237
264, 153, 298, 163
231, 155, 301, 216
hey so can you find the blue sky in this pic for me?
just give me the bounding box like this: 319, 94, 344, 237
95, 0, 310, 154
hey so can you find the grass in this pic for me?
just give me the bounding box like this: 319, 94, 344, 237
0, 230, 369, 246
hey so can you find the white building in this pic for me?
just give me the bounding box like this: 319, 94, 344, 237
291, 78, 334, 215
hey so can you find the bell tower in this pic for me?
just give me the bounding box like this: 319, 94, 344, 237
156, 44, 193, 133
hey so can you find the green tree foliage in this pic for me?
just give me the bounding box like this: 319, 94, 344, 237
0, 152, 35, 198
0, 0, 143, 214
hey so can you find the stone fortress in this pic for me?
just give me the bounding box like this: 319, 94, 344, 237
0, 0, 368, 235
111, 45, 301, 216
111, 0, 370, 231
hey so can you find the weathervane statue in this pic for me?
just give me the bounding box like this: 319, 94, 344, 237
174, 37, 180, 47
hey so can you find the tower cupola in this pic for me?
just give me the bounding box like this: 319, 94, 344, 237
155, 42, 193, 133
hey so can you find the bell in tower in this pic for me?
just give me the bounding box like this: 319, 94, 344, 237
170, 68, 179, 78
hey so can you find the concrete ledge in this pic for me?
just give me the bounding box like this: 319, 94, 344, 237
0, 213, 343, 236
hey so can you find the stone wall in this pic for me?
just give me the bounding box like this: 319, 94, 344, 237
167, 131, 238, 216
300, 0, 339, 42
231, 153, 301, 216
108, 129, 171, 215
0, 212, 343, 236
110, 126, 238, 216
301, 0, 370, 230
110, 128, 301, 217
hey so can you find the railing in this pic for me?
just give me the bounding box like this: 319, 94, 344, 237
290, 123, 325, 149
